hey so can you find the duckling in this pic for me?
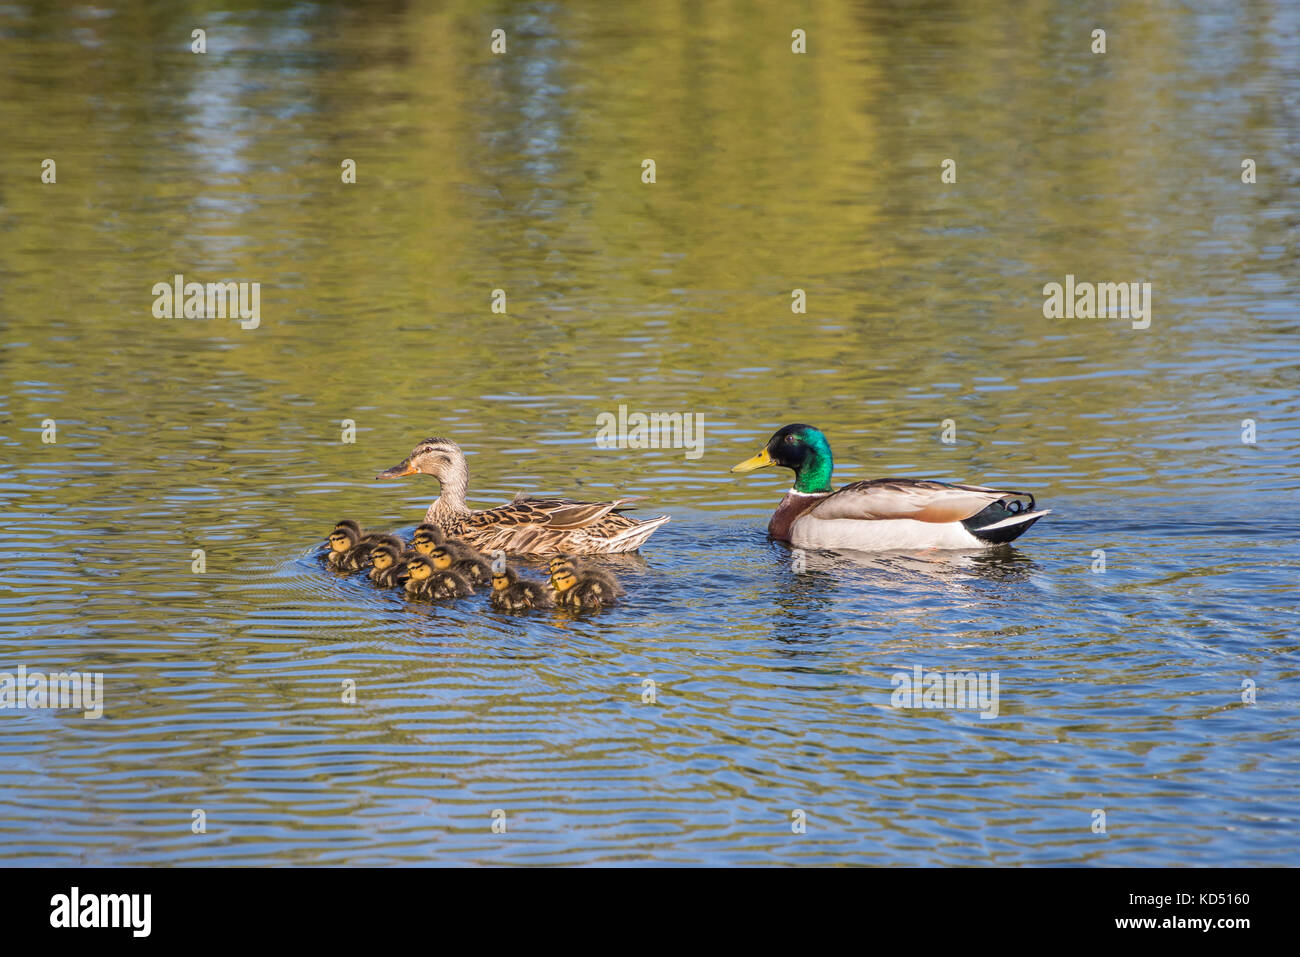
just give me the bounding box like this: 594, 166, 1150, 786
551, 564, 620, 611
367, 543, 408, 588
332, 518, 363, 540
409, 523, 446, 555
339, 538, 375, 571
364, 532, 405, 553
324, 525, 362, 569
547, 555, 622, 597
489, 565, 555, 612
547, 554, 577, 578
428, 543, 493, 586
403, 554, 474, 601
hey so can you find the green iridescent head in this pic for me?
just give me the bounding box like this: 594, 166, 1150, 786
731, 423, 834, 494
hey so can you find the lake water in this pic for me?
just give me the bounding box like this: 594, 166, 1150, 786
1, 1, 1298, 865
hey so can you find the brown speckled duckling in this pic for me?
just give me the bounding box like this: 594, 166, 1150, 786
410, 523, 446, 556
404, 554, 474, 601
490, 565, 554, 612
546, 555, 622, 597
333, 518, 363, 541
365, 532, 405, 553
340, 531, 397, 572
367, 543, 408, 588
429, 543, 493, 586
325, 525, 363, 569
550, 563, 619, 611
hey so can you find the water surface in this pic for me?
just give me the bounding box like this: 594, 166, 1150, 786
1, 0, 1298, 865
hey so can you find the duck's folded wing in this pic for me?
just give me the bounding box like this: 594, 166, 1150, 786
473, 498, 636, 530
808, 479, 1036, 524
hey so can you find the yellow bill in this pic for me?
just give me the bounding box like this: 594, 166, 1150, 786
730, 448, 773, 473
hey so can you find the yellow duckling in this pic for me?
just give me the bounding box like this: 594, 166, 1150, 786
404, 554, 474, 601
325, 521, 406, 571
550, 563, 620, 611
367, 543, 408, 589
547, 555, 622, 598
331, 518, 364, 542
490, 565, 555, 612
410, 523, 446, 556
429, 543, 493, 585
325, 525, 364, 569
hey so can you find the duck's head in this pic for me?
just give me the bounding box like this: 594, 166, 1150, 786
731, 423, 834, 494
428, 545, 455, 570
328, 526, 359, 553
370, 543, 403, 571
551, 564, 579, 593
334, 519, 362, 537
376, 437, 467, 488
491, 567, 517, 592
406, 555, 435, 582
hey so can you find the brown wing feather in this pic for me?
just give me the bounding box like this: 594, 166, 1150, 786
444, 495, 664, 555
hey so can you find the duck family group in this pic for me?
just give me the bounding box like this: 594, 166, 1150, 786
323, 519, 621, 613
316, 424, 1051, 614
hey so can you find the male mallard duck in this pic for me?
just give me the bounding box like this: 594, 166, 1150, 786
367, 543, 408, 588
546, 555, 622, 597
376, 437, 669, 555
403, 555, 474, 601
550, 563, 620, 611
731, 424, 1050, 550
427, 543, 493, 585
409, 523, 446, 555
489, 565, 555, 612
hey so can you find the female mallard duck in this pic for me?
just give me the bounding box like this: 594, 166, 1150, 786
367, 543, 408, 588
376, 437, 669, 555
550, 563, 620, 611
731, 424, 1049, 550
489, 565, 555, 612
403, 555, 474, 601
427, 543, 493, 586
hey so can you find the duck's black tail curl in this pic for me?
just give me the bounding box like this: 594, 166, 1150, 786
962, 493, 1046, 544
